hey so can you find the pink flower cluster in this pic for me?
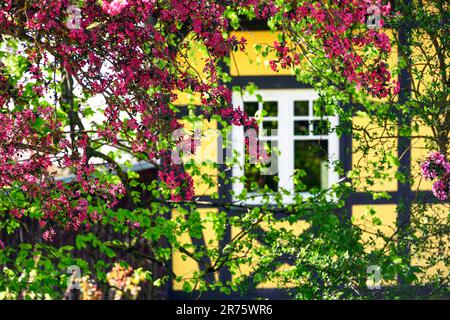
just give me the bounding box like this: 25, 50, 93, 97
218, 106, 258, 129
421, 151, 450, 201
267, 0, 396, 98
158, 151, 194, 202
0, 0, 399, 241
102, 0, 129, 16
0, 105, 125, 241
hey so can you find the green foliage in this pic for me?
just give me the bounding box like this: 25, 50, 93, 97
0, 0, 448, 300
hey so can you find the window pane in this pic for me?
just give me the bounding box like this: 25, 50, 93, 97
312, 120, 330, 135
263, 101, 278, 117
294, 140, 328, 190
244, 102, 259, 117
245, 167, 278, 192
245, 141, 278, 192
294, 121, 309, 135
262, 120, 278, 134
294, 101, 309, 116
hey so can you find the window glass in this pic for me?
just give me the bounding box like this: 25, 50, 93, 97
294, 101, 309, 116
294, 140, 328, 190
262, 120, 278, 134
244, 102, 259, 117
234, 91, 338, 202
294, 121, 309, 136
263, 101, 278, 117
245, 141, 278, 191
312, 120, 330, 135
245, 166, 278, 192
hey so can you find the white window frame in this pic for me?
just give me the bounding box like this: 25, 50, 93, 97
231, 89, 340, 205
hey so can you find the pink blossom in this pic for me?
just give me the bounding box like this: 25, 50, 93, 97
43, 228, 56, 242
421, 151, 450, 180
432, 180, 449, 201
102, 0, 129, 16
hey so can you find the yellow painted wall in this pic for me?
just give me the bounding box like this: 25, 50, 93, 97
410, 32, 447, 99
229, 31, 292, 76
352, 204, 397, 252
352, 204, 398, 286
230, 219, 310, 289
172, 217, 310, 291
409, 26, 449, 192
173, 91, 202, 106
178, 118, 218, 197
172, 208, 220, 290
410, 204, 449, 283
177, 35, 209, 81
352, 115, 398, 192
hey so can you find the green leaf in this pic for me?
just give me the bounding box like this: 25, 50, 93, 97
182, 281, 193, 293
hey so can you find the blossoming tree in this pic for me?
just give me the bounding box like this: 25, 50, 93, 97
0, 0, 446, 299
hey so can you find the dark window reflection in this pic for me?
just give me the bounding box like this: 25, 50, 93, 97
294, 140, 328, 189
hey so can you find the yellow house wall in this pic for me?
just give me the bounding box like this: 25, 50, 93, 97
352, 115, 398, 192
410, 204, 449, 283
172, 208, 220, 290
230, 219, 310, 289
170, 26, 447, 293
180, 118, 219, 196
352, 204, 398, 286
229, 30, 292, 76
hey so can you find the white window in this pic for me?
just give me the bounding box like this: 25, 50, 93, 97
232, 89, 339, 204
